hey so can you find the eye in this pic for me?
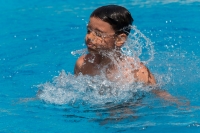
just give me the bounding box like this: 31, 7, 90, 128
87, 28, 92, 34
95, 31, 103, 37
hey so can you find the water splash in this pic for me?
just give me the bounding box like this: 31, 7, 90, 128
37, 70, 152, 105
122, 25, 155, 64
71, 48, 87, 56
37, 25, 163, 106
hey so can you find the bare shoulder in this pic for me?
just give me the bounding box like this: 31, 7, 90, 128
135, 62, 156, 85
76, 55, 85, 67
74, 55, 86, 75
122, 56, 155, 85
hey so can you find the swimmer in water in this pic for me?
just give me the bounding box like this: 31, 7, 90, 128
74, 5, 179, 103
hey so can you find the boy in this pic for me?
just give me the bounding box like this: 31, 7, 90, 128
74, 5, 177, 102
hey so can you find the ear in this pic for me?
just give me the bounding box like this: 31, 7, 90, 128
115, 33, 127, 47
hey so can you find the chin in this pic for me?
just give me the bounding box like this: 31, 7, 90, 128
87, 47, 98, 53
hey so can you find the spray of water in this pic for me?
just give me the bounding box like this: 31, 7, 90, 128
37, 25, 161, 106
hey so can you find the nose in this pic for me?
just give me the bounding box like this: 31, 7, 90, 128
87, 32, 96, 43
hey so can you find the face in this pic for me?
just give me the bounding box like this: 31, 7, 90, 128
85, 17, 116, 53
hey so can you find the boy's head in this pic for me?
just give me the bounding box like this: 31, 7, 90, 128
85, 5, 133, 53
90, 5, 134, 36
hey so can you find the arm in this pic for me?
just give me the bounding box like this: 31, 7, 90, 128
151, 88, 178, 102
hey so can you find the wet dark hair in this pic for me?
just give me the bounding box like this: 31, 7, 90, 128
90, 5, 134, 35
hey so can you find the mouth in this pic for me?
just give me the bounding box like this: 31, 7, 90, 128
87, 43, 93, 47
87, 43, 100, 53
87, 42, 97, 49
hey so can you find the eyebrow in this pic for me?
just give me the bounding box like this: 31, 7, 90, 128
87, 24, 105, 33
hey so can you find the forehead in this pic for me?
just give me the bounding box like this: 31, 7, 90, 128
88, 17, 114, 33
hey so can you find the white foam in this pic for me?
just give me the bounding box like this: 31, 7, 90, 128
37, 70, 155, 105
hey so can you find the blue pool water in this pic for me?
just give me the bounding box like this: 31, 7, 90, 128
1, 0, 200, 132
